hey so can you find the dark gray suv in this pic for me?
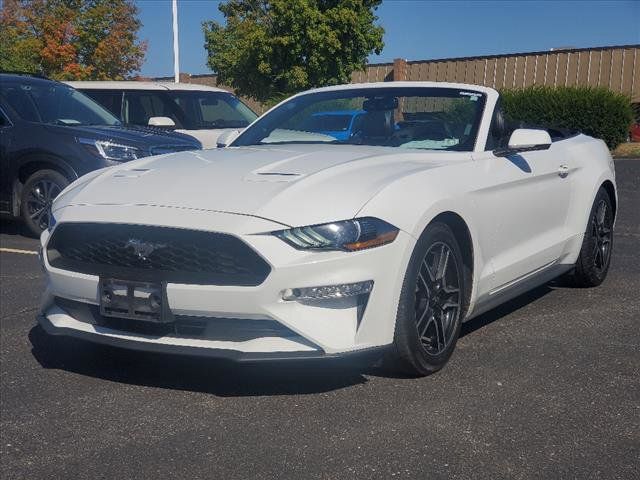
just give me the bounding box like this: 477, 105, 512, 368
0, 73, 202, 236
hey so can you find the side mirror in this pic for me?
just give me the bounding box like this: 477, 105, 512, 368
148, 116, 176, 128
494, 128, 552, 157
216, 129, 240, 148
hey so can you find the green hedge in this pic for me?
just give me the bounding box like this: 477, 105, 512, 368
501, 86, 634, 149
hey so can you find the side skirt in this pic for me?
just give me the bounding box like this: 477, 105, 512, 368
465, 262, 573, 321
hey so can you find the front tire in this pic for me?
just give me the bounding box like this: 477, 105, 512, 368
20, 170, 68, 237
570, 187, 614, 287
390, 222, 469, 376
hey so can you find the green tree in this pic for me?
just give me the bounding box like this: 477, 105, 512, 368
0, 0, 146, 80
203, 0, 384, 104
0, 0, 42, 73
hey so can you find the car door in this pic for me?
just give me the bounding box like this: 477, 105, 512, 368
471, 141, 572, 294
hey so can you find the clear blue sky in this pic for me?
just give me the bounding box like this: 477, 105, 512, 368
136, 0, 640, 78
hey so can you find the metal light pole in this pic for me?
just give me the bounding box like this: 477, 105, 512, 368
172, 0, 180, 83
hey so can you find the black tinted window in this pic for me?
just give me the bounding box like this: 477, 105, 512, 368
123, 91, 183, 127
83, 90, 123, 118
167, 91, 257, 129
120, 90, 257, 130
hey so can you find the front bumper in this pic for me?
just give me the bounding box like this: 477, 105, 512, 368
37, 313, 389, 363
40, 205, 415, 359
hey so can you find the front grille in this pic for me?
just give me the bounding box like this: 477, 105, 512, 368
47, 223, 271, 285
149, 145, 195, 155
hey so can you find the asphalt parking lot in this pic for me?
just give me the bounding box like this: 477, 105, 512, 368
1, 159, 638, 480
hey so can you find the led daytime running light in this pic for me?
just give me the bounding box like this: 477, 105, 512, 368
282, 281, 374, 301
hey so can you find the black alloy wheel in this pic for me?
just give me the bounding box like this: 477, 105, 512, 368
414, 242, 462, 356
21, 170, 69, 237
590, 199, 613, 274
571, 187, 614, 287
391, 222, 468, 376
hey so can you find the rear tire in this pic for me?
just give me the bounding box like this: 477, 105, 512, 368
570, 187, 614, 287
20, 170, 68, 237
389, 222, 469, 376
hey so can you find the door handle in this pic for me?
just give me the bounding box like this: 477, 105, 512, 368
558, 164, 569, 178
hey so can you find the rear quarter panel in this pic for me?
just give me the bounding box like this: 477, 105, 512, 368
555, 134, 617, 264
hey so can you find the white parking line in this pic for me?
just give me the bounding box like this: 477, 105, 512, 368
0, 247, 38, 255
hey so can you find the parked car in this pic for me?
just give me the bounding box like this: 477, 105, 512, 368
39, 82, 616, 376
300, 110, 366, 140
0, 73, 202, 236
67, 81, 258, 149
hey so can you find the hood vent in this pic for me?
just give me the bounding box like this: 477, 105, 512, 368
245, 171, 304, 182
112, 168, 151, 178
256, 172, 301, 177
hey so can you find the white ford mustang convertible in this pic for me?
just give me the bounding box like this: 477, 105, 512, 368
39, 82, 617, 375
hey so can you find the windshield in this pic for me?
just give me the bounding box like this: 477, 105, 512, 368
0, 81, 120, 126
111, 90, 257, 130
233, 87, 486, 151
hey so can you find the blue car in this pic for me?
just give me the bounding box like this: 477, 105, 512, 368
300, 110, 366, 141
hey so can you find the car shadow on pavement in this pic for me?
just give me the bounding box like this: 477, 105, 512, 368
460, 284, 553, 338
0, 219, 28, 237
365, 283, 557, 380
28, 284, 557, 395
28, 325, 370, 396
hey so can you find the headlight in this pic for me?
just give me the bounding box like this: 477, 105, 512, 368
78, 138, 141, 161
272, 217, 399, 251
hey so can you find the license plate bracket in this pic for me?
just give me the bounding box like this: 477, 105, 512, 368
99, 278, 171, 323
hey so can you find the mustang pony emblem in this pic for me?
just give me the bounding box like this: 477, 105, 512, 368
125, 239, 167, 260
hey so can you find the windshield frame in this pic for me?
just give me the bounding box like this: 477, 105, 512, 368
232, 86, 487, 152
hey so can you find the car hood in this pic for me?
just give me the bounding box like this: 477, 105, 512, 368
54, 144, 467, 227
45, 124, 202, 150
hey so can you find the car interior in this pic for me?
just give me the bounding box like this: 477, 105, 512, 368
293, 95, 481, 150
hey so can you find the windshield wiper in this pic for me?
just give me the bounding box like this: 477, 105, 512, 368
47, 119, 77, 126
48, 120, 117, 127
